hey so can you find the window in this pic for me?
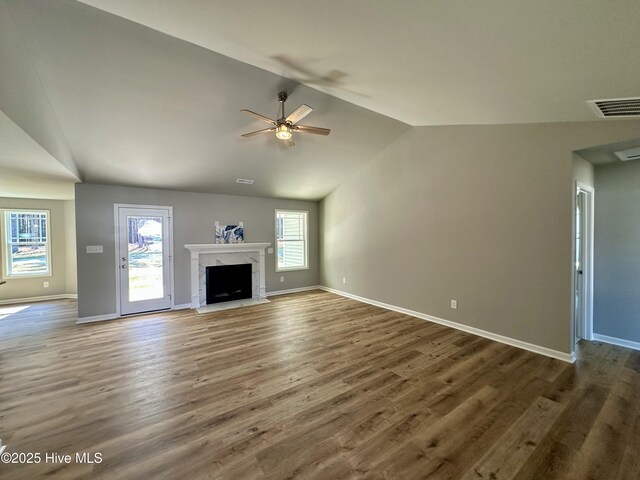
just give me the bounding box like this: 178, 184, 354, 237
3, 210, 51, 277
276, 210, 308, 271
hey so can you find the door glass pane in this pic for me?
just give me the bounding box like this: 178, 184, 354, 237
127, 216, 164, 302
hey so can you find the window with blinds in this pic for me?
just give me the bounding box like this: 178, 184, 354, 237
275, 210, 308, 271
3, 210, 51, 277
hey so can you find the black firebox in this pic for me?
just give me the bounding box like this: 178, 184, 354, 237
205, 264, 252, 304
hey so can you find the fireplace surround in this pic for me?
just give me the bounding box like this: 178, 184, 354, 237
184, 243, 271, 309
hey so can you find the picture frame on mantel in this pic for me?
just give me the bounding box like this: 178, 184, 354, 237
215, 221, 244, 244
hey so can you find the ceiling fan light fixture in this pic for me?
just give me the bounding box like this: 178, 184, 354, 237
241, 92, 329, 147
275, 123, 292, 140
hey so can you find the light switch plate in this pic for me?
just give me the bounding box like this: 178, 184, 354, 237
267, 247, 274, 254
86, 245, 103, 254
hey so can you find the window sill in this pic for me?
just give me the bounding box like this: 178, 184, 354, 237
276, 266, 310, 273
5, 273, 52, 279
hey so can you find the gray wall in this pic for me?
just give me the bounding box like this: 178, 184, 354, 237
320, 121, 640, 354
75, 183, 318, 318
0, 197, 77, 301
594, 161, 640, 343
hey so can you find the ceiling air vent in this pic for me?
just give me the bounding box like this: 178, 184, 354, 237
614, 146, 640, 162
588, 97, 640, 118
235, 178, 255, 185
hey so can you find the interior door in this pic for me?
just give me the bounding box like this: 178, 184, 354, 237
117, 206, 172, 315
574, 190, 586, 343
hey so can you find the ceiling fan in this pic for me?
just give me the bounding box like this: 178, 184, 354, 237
240, 91, 330, 147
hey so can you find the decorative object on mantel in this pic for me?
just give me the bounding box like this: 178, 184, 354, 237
215, 221, 244, 244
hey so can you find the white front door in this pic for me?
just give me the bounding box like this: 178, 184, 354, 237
117, 206, 172, 315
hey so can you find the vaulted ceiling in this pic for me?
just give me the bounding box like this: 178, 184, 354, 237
1, 0, 640, 200
79, 0, 640, 126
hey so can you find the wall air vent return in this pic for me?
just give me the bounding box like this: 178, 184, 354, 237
588, 97, 640, 118
614, 146, 640, 162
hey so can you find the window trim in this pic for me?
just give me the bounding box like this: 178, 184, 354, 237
2, 209, 52, 278
275, 209, 309, 272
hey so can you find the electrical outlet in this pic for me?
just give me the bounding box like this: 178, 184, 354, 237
450, 300, 457, 309
280, 276, 284, 283
342, 277, 347, 285
43, 282, 49, 288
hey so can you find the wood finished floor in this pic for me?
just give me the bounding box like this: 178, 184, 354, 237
0, 290, 638, 479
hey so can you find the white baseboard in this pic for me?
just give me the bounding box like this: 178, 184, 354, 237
593, 333, 640, 351
266, 285, 322, 297
319, 286, 575, 363
76, 313, 118, 324
0, 293, 77, 306
78, 304, 191, 324
172, 303, 192, 311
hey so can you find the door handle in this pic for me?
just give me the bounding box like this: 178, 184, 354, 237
121, 265, 127, 269
577, 270, 583, 275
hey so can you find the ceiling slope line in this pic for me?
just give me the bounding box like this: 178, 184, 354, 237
0, 1, 81, 182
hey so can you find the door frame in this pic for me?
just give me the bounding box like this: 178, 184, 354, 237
114, 204, 174, 317
573, 182, 594, 345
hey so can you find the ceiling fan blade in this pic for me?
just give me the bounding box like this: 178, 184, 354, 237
241, 127, 276, 137
284, 137, 295, 147
295, 125, 331, 136
286, 104, 313, 124
240, 109, 276, 125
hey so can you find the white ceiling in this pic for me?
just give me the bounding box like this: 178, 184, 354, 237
2, 0, 408, 200
2, 0, 640, 200
0, 111, 77, 200
79, 0, 640, 126
577, 138, 640, 166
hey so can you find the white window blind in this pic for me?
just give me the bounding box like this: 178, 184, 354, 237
276, 210, 308, 271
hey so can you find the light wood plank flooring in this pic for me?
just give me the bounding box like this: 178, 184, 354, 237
0, 290, 638, 479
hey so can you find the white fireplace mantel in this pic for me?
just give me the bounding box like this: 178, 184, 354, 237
185, 243, 271, 308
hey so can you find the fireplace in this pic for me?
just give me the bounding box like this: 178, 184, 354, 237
185, 243, 270, 308
205, 264, 252, 304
